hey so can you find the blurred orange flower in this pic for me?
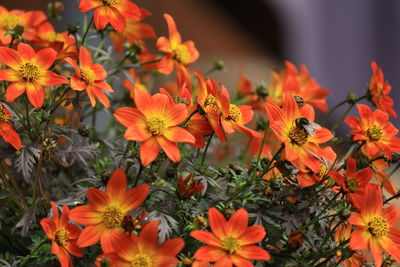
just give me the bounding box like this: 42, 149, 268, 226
0, 103, 21, 150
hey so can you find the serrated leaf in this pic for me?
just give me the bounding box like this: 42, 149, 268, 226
14, 146, 40, 183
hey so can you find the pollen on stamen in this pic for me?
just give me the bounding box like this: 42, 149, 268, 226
227, 104, 242, 122
0, 15, 24, 31
204, 94, 218, 110
131, 254, 152, 267
366, 126, 383, 141
18, 62, 40, 81
146, 116, 167, 136
102, 206, 124, 229
101, 0, 119, 5
80, 67, 96, 86
288, 124, 309, 145
173, 44, 190, 64
55, 228, 69, 247
368, 216, 389, 237
0, 105, 10, 122
221, 236, 242, 254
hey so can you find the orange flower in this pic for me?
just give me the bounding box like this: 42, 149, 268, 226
0, 6, 47, 46
68, 168, 149, 252
0, 103, 21, 150
110, 8, 156, 53
369, 61, 397, 118
219, 84, 261, 139
66, 46, 113, 108
114, 88, 195, 167
249, 129, 280, 159
191, 208, 270, 266
265, 94, 334, 173
267, 61, 330, 111
35, 21, 77, 61
102, 220, 184, 267
156, 13, 199, 75
330, 156, 373, 209
177, 174, 204, 199
78, 0, 141, 33
345, 104, 400, 160
348, 183, 400, 266
195, 72, 227, 143
237, 69, 266, 112
40, 201, 83, 267
0, 43, 67, 108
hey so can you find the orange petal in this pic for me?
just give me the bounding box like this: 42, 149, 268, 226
226, 209, 248, 237
77, 224, 106, 248
17, 43, 35, 61
67, 223, 81, 239
164, 102, 188, 125
194, 246, 226, 262
349, 228, 370, 250
51, 243, 72, 267
237, 245, 270, 260
114, 107, 146, 128
213, 255, 232, 267
107, 7, 126, 33
70, 75, 86, 90
78, 0, 101, 12
115, 0, 141, 20
79, 46, 93, 68
140, 137, 160, 167
156, 36, 172, 53
69, 205, 102, 225
34, 48, 57, 69
120, 183, 149, 211
106, 168, 127, 199
163, 13, 181, 48
164, 126, 195, 144
208, 207, 227, 240
91, 64, 107, 80
0, 47, 22, 69
124, 125, 151, 142
111, 234, 137, 262
157, 136, 180, 163
40, 218, 56, 239
159, 238, 184, 256
26, 81, 44, 109
382, 204, 400, 227
133, 87, 153, 115
86, 86, 97, 107
229, 254, 253, 267
0, 69, 19, 81
87, 188, 110, 212
92, 85, 110, 108
370, 240, 382, 267
38, 71, 68, 86
348, 214, 365, 226
138, 220, 158, 251
190, 230, 221, 247
238, 225, 266, 246
157, 55, 174, 74
65, 241, 83, 257
0, 122, 22, 150
100, 228, 123, 253
94, 6, 112, 31
361, 183, 382, 218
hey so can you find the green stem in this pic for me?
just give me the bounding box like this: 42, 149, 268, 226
255, 129, 268, 171
201, 133, 214, 165
330, 95, 367, 132
80, 15, 94, 47
133, 164, 144, 187
384, 191, 400, 204
118, 141, 133, 168
257, 144, 284, 180
19, 239, 48, 266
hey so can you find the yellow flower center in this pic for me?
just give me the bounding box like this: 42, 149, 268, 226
288, 124, 309, 145
131, 254, 152, 267
204, 94, 218, 110
221, 236, 241, 254
80, 67, 96, 86
227, 104, 242, 123
0, 105, 10, 122
101, 0, 119, 5
319, 163, 327, 177
345, 178, 358, 193
44, 32, 64, 43
55, 228, 69, 247
173, 44, 190, 64
0, 15, 24, 31
368, 216, 389, 237
18, 62, 40, 81
366, 126, 383, 141
102, 206, 124, 229
146, 116, 167, 135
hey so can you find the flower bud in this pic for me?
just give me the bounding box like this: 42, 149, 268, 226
213, 59, 225, 71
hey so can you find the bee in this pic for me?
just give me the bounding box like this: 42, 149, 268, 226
295, 117, 321, 136
294, 95, 305, 108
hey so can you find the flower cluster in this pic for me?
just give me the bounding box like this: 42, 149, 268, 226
0, 1, 399, 267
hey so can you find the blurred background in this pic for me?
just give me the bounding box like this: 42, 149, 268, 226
9, 0, 400, 125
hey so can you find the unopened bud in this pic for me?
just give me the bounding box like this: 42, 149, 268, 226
47, 1, 64, 18
255, 82, 268, 98
67, 23, 80, 35
213, 59, 225, 71
346, 92, 357, 104
79, 124, 90, 137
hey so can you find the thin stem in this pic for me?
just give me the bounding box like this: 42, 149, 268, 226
201, 133, 214, 165
330, 95, 367, 132
255, 129, 268, 170
257, 144, 284, 180
32, 152, 44, 204
133, 164, 144, 187
80, 15, 94, 47
322, 99, 347, 125
118, 141, 133, 168
384, 191, 400, 204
